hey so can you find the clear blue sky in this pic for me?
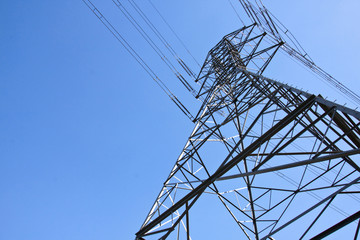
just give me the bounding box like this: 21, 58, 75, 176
1, 1, 360, 239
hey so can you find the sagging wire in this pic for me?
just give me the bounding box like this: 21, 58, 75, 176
112, 0, 197, 97
147, 0, 202, 69
82, 0, 194, 121
227, 0, 246, 26
238, 0, 360, 107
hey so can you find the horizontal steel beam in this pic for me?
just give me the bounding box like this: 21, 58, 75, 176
217, 149, 360, 181
236, 67, 360, 119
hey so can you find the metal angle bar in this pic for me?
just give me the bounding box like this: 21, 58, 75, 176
136, 95, 316, 237
310, 210, 360, 240
340, 191, 360, 194
309, 109, 360, 173
232, 33, 266, 63
319, 103, 360, 148
229, 24, 257, 46
227, 31, 264, 52
243, 40, 280, 62
244, 156, 261, 238
216, 149, 360, 181
141, 185, 174, 229
344, 113, 360, 136
218, 197, 252, 240
247, 151, 341, 156
244, 72, 301, 113
186, 202, 190, 240
355, 219, 360, 240
266, 191, 298, 234
237, 68, 360, 119
252, 104, 335, 171
334, 169, 358, 186
217, 92, 277, 170
259, 42, 282, 73
311, 109, 358, 151
218, 191, 254, 219
313, 122, 360, 162
166, 123, 221, 181
260, 176, 360, 240
159, 191, 202, 240
209, 24, 256, 54
142, 227, 174, 237
254, 150, 353, 222
260, 91, 358, 175
300, 182, 360, 193
250, 185, 297, 193
216, 96, 315, 177
299, 197, 335, 240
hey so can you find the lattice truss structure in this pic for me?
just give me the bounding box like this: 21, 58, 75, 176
136, 24, 360, 240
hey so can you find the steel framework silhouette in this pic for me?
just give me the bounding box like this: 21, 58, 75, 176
135, 14, 360, 240
80, 0, 360, 239
134, 2, 360, 240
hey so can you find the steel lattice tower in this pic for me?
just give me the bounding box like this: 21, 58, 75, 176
135, 4, 360, 240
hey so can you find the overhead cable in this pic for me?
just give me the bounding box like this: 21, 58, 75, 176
147, 0, 202, 68
82, 0, 194, 121
126, 0, 198, 81
239, 0, 360, 107
112, 0, 197, 97
227, 0, 246, 26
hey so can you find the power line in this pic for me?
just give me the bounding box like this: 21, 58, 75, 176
81, 0, 194, 120
239, 0, 360, 107
227, 0, 246, 26
126, 0, 199, 81
147, 0, 202, 68
112, 0, 197, 97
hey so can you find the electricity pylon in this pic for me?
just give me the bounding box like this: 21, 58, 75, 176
135, 23, 360, 239
80, 0, 360, 238
135, 3, 360, 240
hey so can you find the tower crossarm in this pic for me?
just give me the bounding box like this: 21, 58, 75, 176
238, 0, 360, 106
